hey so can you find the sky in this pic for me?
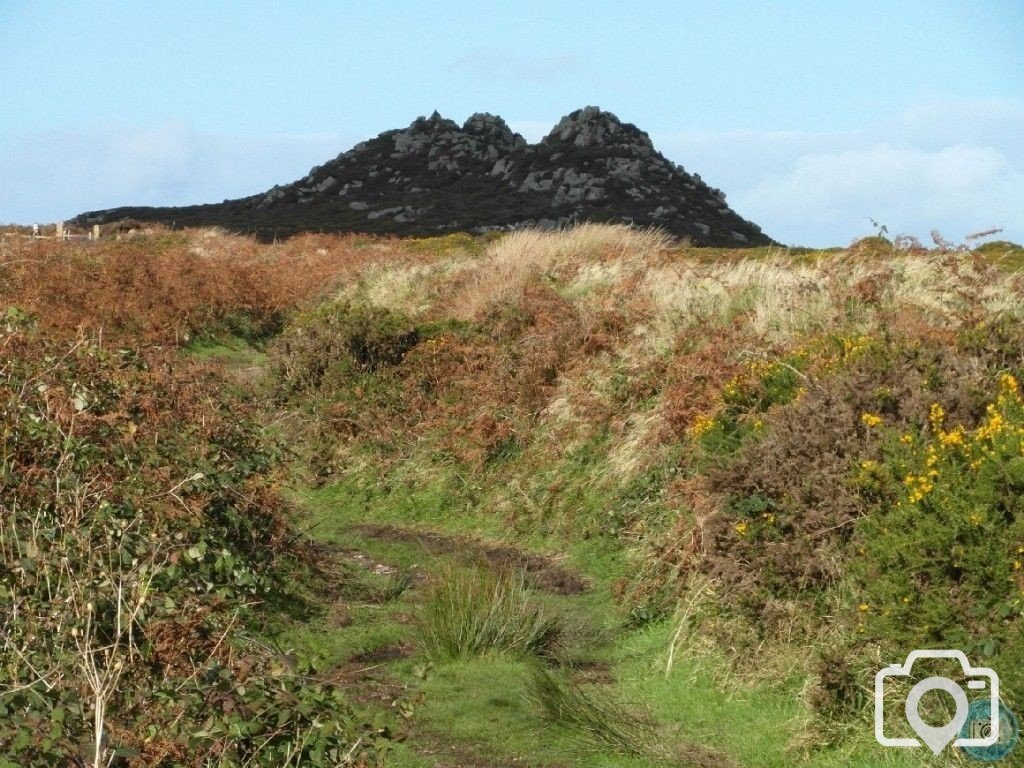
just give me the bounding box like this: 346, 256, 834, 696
1, 1, 1022, 246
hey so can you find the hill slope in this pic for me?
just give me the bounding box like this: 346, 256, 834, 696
74, 107, 773, 246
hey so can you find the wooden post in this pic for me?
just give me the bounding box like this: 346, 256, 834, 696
55, 221, 64, 241
92, 224, 100, 241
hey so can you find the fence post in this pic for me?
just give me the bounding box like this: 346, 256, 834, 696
92, 224, 100, 241
55, 221, 64, 241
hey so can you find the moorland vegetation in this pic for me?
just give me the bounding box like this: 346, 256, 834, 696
2, 224, 1023, 766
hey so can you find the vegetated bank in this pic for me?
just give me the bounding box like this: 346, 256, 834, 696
3, 225, 1024, 766
0, 232, 398, 766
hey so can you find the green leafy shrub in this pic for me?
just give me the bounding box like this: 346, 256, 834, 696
270, 301, 419, 396
417, 564, 560, 660
0, 317, 382, 766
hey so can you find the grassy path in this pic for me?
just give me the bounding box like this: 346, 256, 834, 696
193, 338, 934, 768
265, 482, 932, 767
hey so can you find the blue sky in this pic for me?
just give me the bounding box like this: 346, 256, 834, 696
2, 1, 1022, 245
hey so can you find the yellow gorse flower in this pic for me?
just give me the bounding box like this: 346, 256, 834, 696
861, 412, 883, 428
903, 473, 934, 503
975, 403, 1006, 442
688, 413, 717, 438
841, 335, 873, 358
999, 372, 1019, 399
937, 427, 966, 447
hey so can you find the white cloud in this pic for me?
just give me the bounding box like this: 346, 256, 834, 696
737, 144, 1023, 246
652, 99, 1024, 246
0, 124, 352, 223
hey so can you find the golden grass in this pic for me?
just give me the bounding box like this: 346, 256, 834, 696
450, 224, 672, 320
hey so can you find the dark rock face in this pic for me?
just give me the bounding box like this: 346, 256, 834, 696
75, 106, 773, 246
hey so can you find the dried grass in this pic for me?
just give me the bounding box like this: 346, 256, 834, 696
450, 224, 671, 319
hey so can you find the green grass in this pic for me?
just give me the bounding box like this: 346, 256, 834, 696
263, 375, 998, 768
184, 334, 267, 365
615, 621, 955, 768
182, 335, 269, 391
393, 658, 658, 768
280, 461, 965, 767
418, 564, 560, 660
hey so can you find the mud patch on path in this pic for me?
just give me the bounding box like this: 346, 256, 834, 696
351, 642, 415, 664
352, 523, 589, 595
412, 730, 561, 768
338, 547, 401, 576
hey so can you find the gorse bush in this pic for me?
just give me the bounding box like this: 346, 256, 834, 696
649, 321, 1024, 725
417, 564, 560, 660
851, 371, 1024, 699
690, 335, 991, 619
0, 315, 381, 766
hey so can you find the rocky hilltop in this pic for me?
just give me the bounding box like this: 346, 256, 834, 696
75, 107, 772, 246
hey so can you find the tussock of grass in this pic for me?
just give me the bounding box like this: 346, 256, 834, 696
417, 564, 560, 660
527, 665, 657, 756
377, 569, 415, 602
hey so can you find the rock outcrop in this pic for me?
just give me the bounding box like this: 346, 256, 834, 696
75, 107, 773, 246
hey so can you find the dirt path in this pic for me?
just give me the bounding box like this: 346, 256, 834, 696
351, 522, 589, 595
